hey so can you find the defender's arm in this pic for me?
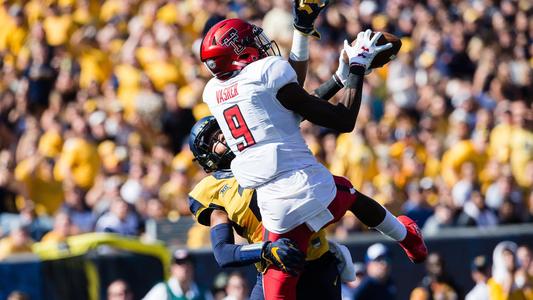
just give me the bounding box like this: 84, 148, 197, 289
209, 209, 264, 268
209, 209, 305, 274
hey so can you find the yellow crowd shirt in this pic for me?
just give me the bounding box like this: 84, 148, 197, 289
509, 127, 533, 188
441, 140, 488, 187
54, 137, 100, 189
487, 278, 533, 300
14, 158, 64, 214
43, 14, 73, 46
330, 133, 377, 190
489, 123, 513, 163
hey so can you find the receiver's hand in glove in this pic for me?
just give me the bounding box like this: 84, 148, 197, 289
344, 29, 393, 71
293, 0, 329, 39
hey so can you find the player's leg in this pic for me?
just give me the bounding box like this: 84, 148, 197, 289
262, 225, 314, 300
297, 251, 341, 300
255, 258, 341, 300
327, 175, 428, 263
250, 274, 265, 300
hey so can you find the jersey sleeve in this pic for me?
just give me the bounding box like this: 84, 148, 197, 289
202, 79, 215, 105
262, 56, 298, 91
188, 177, 225, 226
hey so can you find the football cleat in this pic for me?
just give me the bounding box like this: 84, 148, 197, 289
397, 215, 428, 263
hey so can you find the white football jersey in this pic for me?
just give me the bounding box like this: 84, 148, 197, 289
203, 56, 336, 233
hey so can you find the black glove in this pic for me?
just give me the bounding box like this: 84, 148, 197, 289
261, 238, 306, 276
293, 0, 329, 39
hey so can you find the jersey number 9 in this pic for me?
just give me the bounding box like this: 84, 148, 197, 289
223, 105, 256, 151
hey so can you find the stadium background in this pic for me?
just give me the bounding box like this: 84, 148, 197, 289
0, 0, 531, 299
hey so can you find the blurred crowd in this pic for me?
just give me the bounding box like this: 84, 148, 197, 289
340, 241, 533, 300
4, 242, 533, 299
0, 0, 532, 260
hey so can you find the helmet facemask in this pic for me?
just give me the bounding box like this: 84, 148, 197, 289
250, 26, 280, 58
193, 125, 235, 173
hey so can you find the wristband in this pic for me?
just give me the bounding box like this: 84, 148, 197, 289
344, 72, 364, 88
314, 75, 343, 100
240, 242, 265, 262
348, 64, 367, 76
289, 30, 309, 61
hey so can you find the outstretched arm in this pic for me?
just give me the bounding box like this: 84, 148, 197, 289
277, 30, 392, 132
288, 31, 309, 86
210, 209, 264, 267
276, 69, 364, 132
288, 0, 329, 85
209, 209, 305, 274
313, 50, 349, 100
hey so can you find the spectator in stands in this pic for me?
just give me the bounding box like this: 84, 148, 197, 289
465, 255, 490, 300
23, 34, 56, 114
402, 181, 434, 228
95, 198, 139, 236
41, 211, 73, 243
412, 252, 461, 300
0, 150, 17, 213
488, 241, 533, 299
451, 162, 476, 209
7, 291, 29, 300
144, 249, 211, 300
353, 243, 396, 300
456, 189, 498, 228
486, 174, 523, 213
223, 272, 249, 300
145, 198, 166, 222
423, 204, 456, 235
53, 115, 100, 190
107, 279, 134, 300
211, 272, 229, 300
508, 101, 533, 190
14, 201, 51, 241
0, 224, 33, 260
14, 130, 64, 215
341, 262, 365, 300
517, 245, 533, 279
61, 181, 95, 233
526, 192, 533, 223
516, 245, 533, 298
498, 199, 523, 225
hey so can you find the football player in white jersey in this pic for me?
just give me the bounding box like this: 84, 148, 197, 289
199, 2, 428, 299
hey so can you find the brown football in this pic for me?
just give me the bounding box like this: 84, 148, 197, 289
369, 32, 402, 69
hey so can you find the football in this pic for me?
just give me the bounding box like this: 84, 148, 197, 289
369, 32, 402, 69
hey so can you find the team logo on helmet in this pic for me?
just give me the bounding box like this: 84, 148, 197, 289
219, 28, 245, 55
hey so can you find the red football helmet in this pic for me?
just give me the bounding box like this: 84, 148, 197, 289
200, 18, 280, 80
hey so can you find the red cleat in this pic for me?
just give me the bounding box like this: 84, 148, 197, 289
397, 216, 428, 263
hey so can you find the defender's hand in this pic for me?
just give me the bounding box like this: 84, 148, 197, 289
328, 241, 356, 282
293, 0, 329, 39
343, 29, 393, 71
262, 238, 305, 276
